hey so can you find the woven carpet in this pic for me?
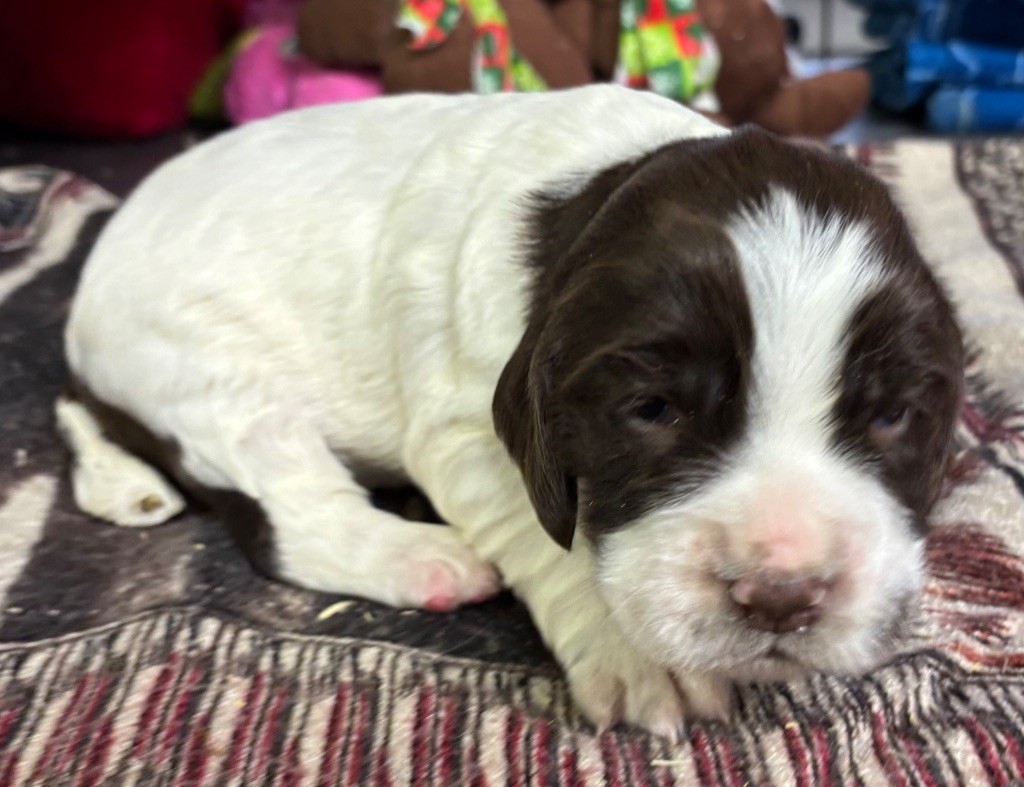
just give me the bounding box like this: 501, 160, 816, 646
2, 140, 1024, 785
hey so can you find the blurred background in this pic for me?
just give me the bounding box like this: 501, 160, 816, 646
2, 0, 1022, 196
780, 0, 875, 57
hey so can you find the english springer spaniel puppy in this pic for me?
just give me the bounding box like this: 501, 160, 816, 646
57, 85, 963, 737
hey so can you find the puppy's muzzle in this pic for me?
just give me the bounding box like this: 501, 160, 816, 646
729, 574, 831, 634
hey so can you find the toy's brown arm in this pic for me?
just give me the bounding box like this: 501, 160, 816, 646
297, 0, 395, 68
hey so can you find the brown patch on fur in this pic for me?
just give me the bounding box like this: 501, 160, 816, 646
495, 127, 963, 548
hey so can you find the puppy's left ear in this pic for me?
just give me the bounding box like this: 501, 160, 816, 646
492, 152, 650, 548
493, 325, 578, 549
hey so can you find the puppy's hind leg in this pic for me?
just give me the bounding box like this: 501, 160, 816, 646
55, 395, 186, 527
194, 410, 501, 610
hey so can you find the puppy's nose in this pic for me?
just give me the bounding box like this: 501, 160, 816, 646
729, 575, 829, 633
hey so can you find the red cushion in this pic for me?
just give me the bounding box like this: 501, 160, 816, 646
0, 0, 244, 138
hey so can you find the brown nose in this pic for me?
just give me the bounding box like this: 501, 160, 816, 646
730, 575, 829, 634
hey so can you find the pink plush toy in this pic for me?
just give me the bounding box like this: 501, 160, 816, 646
224, 24, 382, 125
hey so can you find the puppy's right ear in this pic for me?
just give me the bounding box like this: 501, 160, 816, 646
493, 326, 578, 550
492, 154, 657, 548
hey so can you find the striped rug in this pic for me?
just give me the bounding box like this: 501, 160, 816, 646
2, 140, 1024, 785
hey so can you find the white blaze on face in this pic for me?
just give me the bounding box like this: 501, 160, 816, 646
597, 189, 926, 677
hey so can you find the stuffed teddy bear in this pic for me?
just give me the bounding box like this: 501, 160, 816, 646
698, 0, 871, 136
295, 0, 871, 137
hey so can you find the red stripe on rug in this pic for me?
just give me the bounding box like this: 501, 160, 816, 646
963, 716, 1010, 786
29, 672, 93, 782
960, 401, 1023, 447
871, 711, 911, 787
0, 710, 18, 787
691, 728, 717, 785
278, 735, 303, 787
373, 747, 394, 787
435, 697, 459, 787
532, 718, 552, 786
74, 714, 114, 787
157, 667, 204, 765
0, 709, 17, 750
176, 709, 213, 787
505, 710, 526, 787
227, 672, 268, 778
810, 725, 834, 787
344, 690, 372, 787
900, 732, 940, 787
254, 687, 290, 779
717, 733, 745, 787
782, 719, 813, 787
998, 724, 1024, 779
410, 684, 436, 787
952, 643, 1024, 670
625, 739, 649, 787
560, 748, 584, 787
599, 733, 626, 787
0, 751, 19, 787
317, 683, 350, 787
58, 674, 112, 776
131, 656, 181, 758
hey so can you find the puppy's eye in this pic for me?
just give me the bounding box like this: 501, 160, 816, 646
874, 406, 908, 428
632, 396, 676, 425
869, 405, 910, 446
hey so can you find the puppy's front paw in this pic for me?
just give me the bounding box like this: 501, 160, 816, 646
565, 633, 731, 740
389, 528, 501, 612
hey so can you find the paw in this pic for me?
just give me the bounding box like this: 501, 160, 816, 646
71, 452, 185, 527
57, 395, 185, 527
565, 630, 731, 740
389, 528, 501, 611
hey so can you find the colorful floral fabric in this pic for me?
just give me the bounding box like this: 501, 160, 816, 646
397, 0, 718, 99
398, 0, 546, 92
617, 0, 717, 99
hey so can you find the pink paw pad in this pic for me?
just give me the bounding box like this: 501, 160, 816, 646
418, 564, 460, 612
423, 594, 457, 612
412, 560, 499, 611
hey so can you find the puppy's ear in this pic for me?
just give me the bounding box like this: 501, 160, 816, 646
493, 325, 578, 549
492, 155, 654, 548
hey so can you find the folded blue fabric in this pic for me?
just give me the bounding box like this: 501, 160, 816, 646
927, 84, 1024, 131
908, 40, 1024, 88
870, 46, 931, 111
850, 0, 1024, 48
853, 0, 1024, 130
930, 0, 1024, 51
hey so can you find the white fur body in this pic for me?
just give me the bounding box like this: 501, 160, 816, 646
62, 87, 728, 736
67, 87, 722, 490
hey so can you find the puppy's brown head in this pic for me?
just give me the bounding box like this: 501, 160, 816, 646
494, 128, 963, 679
